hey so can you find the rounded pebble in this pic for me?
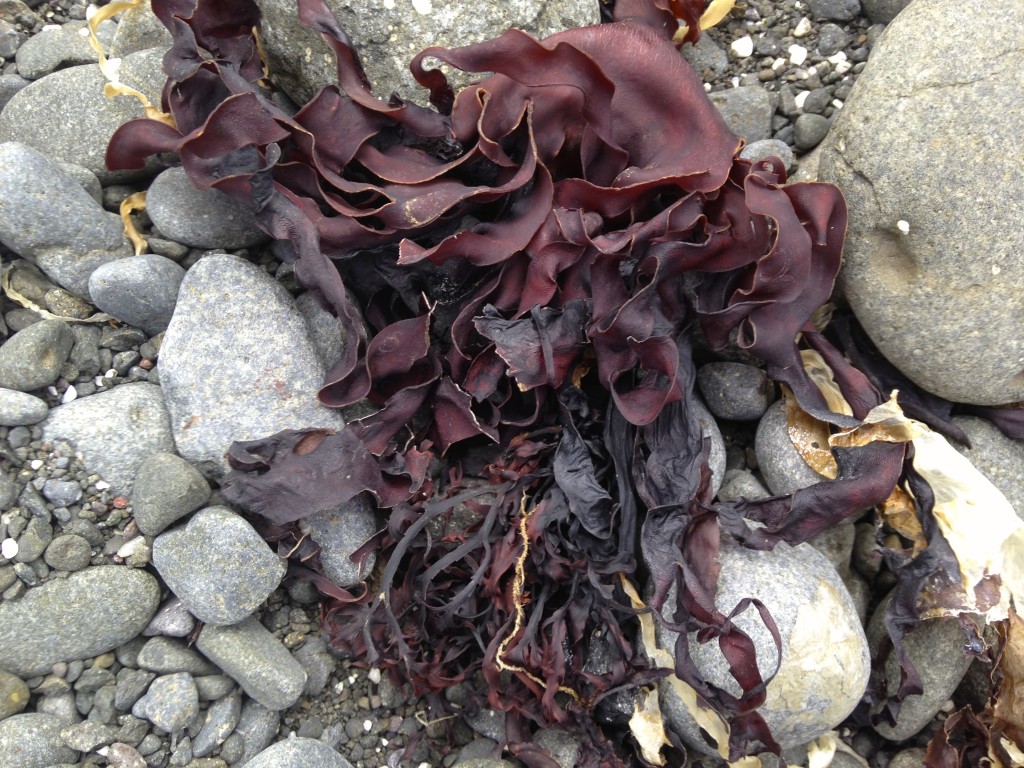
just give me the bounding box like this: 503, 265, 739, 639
0, 388, 49, 426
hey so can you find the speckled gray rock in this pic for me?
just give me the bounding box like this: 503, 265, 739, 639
0, 388, 48, 425
717, 468, 771, 503
42, 383, 174, 495
59, 721, 119, 751
146, 167, 268, 250
794, 113, 831, 150
0, 669, 29, 719
534, 729, 581, 768
131, 673, 199, 734
693, 398, 726, 496
296, 291, 347, 371
818, 0, 1024, 405
234, 700, 280, 764
0, 48, 166, 183
298, 494, 377, 588
195, 617, 306, 711
42, 479, 81, 507
657, 538, 869, 753
681, 33, 728, 79
244, 737, 354, 768
88, 255, 186, 336
43, 534, 93, 572
142, 597, 196, 638
861, 0, 911, 23
191, 689, 241, 757
0, 713, 79, 767
253, 0, 599, 106
14, 20, 114, 80
293, 635, 335, 697
0, 74, 29, 112
0, 565, 160, 677
755, 399, 828, 496
0, 319, 74, 392
868, 591, 977, 741
109, 0, 174, 57
114, 669, 156, 712
137, 637, 219, 677
807, 0, 861, 21
152, 506, 285, 625
159, 253, 344, 479
709, 86, 773, 143
952, 416, 1024, 519
739, 139, 795, 172
131, 452, 211, 536
696, 362, 773, 421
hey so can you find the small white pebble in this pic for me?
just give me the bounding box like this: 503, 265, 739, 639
1, 539, 18, 560
368, 668, 382, 684
78, 26, 91, 37
704, 82, 712, 92
61, 385, 78, 404
363, 719, 372, 732
381, 738, 388, 746
730, 76, 740, 88
993, 265, 1002, 276
827, 51, 848, 64
789, 44, 808, 66
772, 57, 787, 71
793, 16, 812, 37
95, 480, 111, 491
832, 99, 845, 110
794, 90, 810, 110
47, 386, 58, 397
730, 35, 754, 58
30, 459, 44, 470
834, 59, 852, 75
97, 746, 109, 757
117, 537, 145, 558
348, 675, 357, 685
897, 220, 910, 234
104, 369, 117, 379
42, 23, 61, 31
417, 764, 431, 768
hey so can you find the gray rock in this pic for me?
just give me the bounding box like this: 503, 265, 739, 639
59, 720, 119, 751
245, 736, 354, 768
109, 0, 174, 58
0, 565, 160, 677
15, 514, 52, 562
716, 468, 772, 503
0, 669, 29, 720
0, 387, 48, 425
293, 635, 335, 696
451, 761, 517, 768
697, 362, 773, 421
807, 0, 861, 21
818, 0, 1024, 405
817, 24, 851, 57
131, 452, 210, 536
43, 534, 93, 572
739, 139, 795, 172
755, 399, 828, 495
131, 673, 199, 733
159, 253, 343, 479
69, 324, 102, 379
657, 538, 869, 753
681, 33, 728, 79
0, 713, 79, 767
195, 616, 306, 711
234, 699, 280, 763
42, 383, 175, 495
191, 689, 241, 757
868, 591, 976, 740
106, 741, 148, 768
0, 48, 167, 183
861, 0, 912, 23
142, 597, 196, 638
692, 398, 727, 496
14, 21, 113, 80
34, 692, 79, 727
88, 255, 186, 336
801, 88, 833, 116
794, 113, 831, 150
0, 319, 74, 392
253, 0, 599, 106
0, 74, 29, 112
152, 506, 285, 625
42, 479, 82, 507
137, 637, 219, 677
533, 728, 581, 768
298, 494, 377, 588
952, 416, 1024, 519
114, 669, 156, 712
709, 86, 773, 143
54, 161, 103, 205
146, 167, 268, 250
194, 675, 235, 701
296, 291, 347, 371
808, 522, 855, 575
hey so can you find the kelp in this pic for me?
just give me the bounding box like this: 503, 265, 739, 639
107, 0, 970, 764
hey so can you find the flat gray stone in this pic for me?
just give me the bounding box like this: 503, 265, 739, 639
0, 713, 79, 768
794, 113, 831, 150
41, 382, 175, 495
191, 689, 241, 757
755, 399, 828, 495
43, 534, 93, 572
152, 506, 285, 625
657, 538, 869, 753
254, 0, 599, 106
807, 0, 861, 21
952, 415, 1024, 520
234, 699, 280, 764
88, 254, 186, 336
296, 291, 347, 372
693, 398, 727, 496
159, 253, 343, 479
131, 673, 199, 734
697, 362, 774, 422
0, 565, 160, 677
717, 468, 772, 503
142, 597, 196, 638
137, 637, 219, 677
0, 48, 166, 183
14, 21, 112, 80
109, 0, 174, 58
0, 319, 74, 392
131, 452, 211, 536
709, 86, 773, 143
195, 616, 306, 711
862, 0, 912, 23
739, 139, 795, 172
0, 387, 48, 425
245, 737, 354, 768
298, 494, 377, 588
818, 0, 1024, 405
59, 721, 119, 751
0, 669, 29, 720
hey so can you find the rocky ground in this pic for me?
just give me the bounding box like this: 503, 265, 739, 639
1, 0, 1022, 767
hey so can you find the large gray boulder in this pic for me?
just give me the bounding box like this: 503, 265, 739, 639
253, 0, 600, 106
818, 0, 1024, 406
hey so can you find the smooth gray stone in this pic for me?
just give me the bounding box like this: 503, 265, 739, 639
794, 113, 831, 150
716, 468, 772, 503
293, 636, 335, 697
14, 20, 113, 80
693, 398, 727, 496
195, 616, 306, 711
131, 673, 199, 734
159, 253, 343, 479
0, 713, 79, 768
755, 399, 828, 496
109, 0, 173, 57
0, 319, 74, 392
298, 494, 376, 588
114, 668, 156, 712
146, 167, 268, 249
142, 597, 196, 638
41, 478, 82, 507
533, 728, 581, 768
194, 675, 235, 701
53, 161, 102, 205
808, 521, 856, 575
88, 254, 186, 336
58, 721, 118, 751
696, 362, 773, 421
657, 539, 869, 754
244, 737, 354, 768
152, 506, 285, 625
0, 387, 48, 425
0, 669, 29, 719
681, 33, 728, 79
253, 0, 598, 106
0, 566, 160, 677
296, 291, 347, 372
43, 534, 93, 572
868, 591, 977, 741
807, 0, 862, 21
739, 139, 795, 172
952, 415, 1024, 519
862, 0, 912, 23
137, 637, 219, 677
818, 0, 1024, 405
0, 74, 30, 112
234, 699, 280, 764
0, 48, 166, 183
709, 86, 773, 143
190, 689, 241, 757
131, 452, 210, 536
42, 382, 174, 495
14, 514, 52, 562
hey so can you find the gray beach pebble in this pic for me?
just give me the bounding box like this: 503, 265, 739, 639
88, 254, 186, 336
244, 736, 354, 768
14, 21, 112, 81
0, 713, 79, 767
131, 452, 210, 536
696, 362, 773, 421
0, 319, 74, 392
137, 637, 219, 677
709, 86, 773, 143
43, 534, 93, 572
191, 689, 241, 757
142, 597, 196, 638
952, 415, 1024, 519
131, 673, 199, 733
755, 399, 828, 496
298, 494, 377, 588
0, 388, 48, 426
234, 699, 280, 763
